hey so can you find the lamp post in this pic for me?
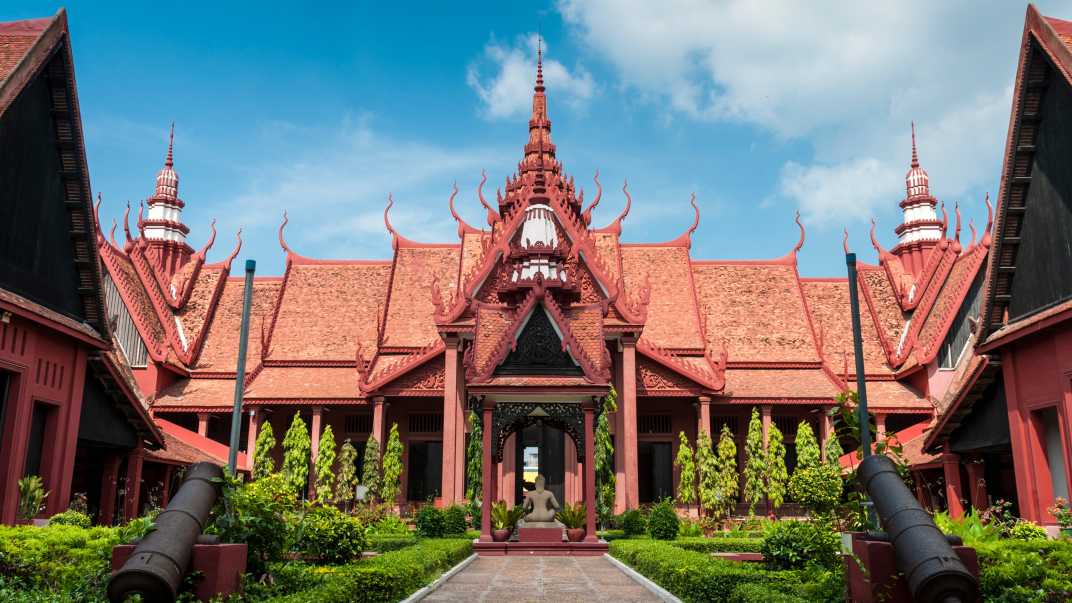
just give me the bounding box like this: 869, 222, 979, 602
228, 259, 256, 473
846, 252, 875, 527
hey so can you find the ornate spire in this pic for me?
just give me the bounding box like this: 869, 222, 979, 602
142, 123, 191, 274
523, 35, 555, 170
893, 122, 942, 264
905, 121, 930, 200
153, 122, 179, 202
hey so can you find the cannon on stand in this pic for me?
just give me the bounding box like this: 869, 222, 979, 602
108, 462, 224, 603
855, 455, 979, 603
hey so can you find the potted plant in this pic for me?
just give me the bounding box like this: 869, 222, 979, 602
17, 475, 48, 524
1048, 497, 1072, 538
491, 501, 523, 542
557, 503, 587, 542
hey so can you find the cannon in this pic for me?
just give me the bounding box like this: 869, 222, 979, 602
857, 454, 978, 603
108, 462, 223, 603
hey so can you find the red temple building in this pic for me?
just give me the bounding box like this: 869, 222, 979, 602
7, 6, 1069, 530
88, 41, 997, 519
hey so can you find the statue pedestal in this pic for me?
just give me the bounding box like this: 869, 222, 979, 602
518, 527, 565, 543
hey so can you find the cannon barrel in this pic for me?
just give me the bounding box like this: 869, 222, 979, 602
107, 462, 223, 603
857, 455, 978, 603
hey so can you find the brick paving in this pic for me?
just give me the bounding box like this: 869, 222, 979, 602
421, 555, 663, 602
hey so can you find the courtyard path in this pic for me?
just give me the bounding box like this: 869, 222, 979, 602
420, 555, 664, 602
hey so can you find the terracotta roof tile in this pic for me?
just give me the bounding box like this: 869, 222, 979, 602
860, 268, 907, 349
914, 248, 986, 363
103, 249, 167, 355
621, 247, 703, 349
383, 247, 460, 347
801, 280, 890, 374
459, 231, 490, 291
567, 305, 607, 371
271, 263, 391, 360
856, 380, 931, 411
472, 305, 512, 374
592, 232, 621, 282
194, 279, 282, 371
693, 263, 818, 362
174, 266, 227, 354
0, 16, 49, 83
245, 366, 358, 399
154, 378, 235, 408
724, 368, 836, 399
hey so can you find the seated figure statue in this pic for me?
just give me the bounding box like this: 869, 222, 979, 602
519, 474, 562, 527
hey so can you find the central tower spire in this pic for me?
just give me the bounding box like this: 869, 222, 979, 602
523, 36, 555, 170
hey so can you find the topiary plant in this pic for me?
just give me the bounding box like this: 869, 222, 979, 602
621, 508, 647, 536
675, 431, 697, 511
313, 425, 337, 503
335, 438, 359, 509
380, 424, 404, 504
766, 423, 788, 515
252, 420, 276, 479
788, 463, 843, 517
362, 436, 382, 503
415, 504, 445, 538
282, 413, 311, 498
743, 408, 767, 515
48, 509, 91, 528
795, 420, 820, 472
442, 504, 467, 536
761, 519, 840, 570
297, 504, 367, 563
647, 498, 680, 540
715, 424, 739, 520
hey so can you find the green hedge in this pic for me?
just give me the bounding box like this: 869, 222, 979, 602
976, 538, 1072, 602
265, 538, 472, 603
610, 540, 802, 603
366, 535, 419, 553
674, 536, 764, 553
0, 524, 120, 602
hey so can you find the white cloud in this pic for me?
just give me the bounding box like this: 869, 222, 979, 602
557, 0, 1058, 226
467, 34, 596, 119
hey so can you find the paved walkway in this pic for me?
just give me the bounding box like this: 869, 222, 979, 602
421, 555, 663, 602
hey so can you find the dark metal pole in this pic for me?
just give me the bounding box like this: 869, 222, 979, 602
228, 259, 256, 473
845, 253, 871, 458
847, 252, 876, 527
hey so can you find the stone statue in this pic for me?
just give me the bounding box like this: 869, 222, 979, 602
520, 475, 561, 525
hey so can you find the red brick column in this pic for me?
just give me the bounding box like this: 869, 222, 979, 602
942, 450, 965, 519
441, 339, 461, 502
583, 399, 598, 542
761, 405, 772, 446
819, 411, 832, 458
371, 397, 386, 452
122, 445, 144, 522
875, 413, 888, 441
697, 396, 712, 436
197, 413, 210, 437
965, 459, 988, 512
479, 400, 495, 542
98, 453, 122, 526
620, 337, 639, 509
309, 406, 323, 497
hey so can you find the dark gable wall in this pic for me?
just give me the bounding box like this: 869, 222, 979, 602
1009, 59, 1072, 321
0, 55, 84, 320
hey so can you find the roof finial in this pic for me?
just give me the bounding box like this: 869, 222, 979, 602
536, 35, 544, 90
166, 121, 175, 168
910, 121, 918, 168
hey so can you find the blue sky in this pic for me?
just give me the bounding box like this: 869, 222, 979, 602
7, 1, 1063, 276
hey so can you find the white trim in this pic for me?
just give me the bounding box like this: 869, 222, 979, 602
402, 553, 478, 603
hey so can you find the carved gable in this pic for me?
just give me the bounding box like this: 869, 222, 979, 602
496, 305, 583, 375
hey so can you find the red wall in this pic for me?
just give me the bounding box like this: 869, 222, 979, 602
1001, 319, 1072, 524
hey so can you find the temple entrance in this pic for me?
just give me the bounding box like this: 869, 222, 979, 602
637, 441, 673, 503
514, 422, 566, 506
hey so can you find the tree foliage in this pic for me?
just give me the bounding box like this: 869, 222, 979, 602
252, 420, 276, 479
714, 424, 739, 520
282, 413, 311, 498
465, 411, 482, 501
674, 431, 697, 509
313, 425, 337, 503
362, 436, 382, 503
696, 429, 719, 517
742, 407, 767, 515
595, 387, 618, 526
335, 438, 359, 508
380, 423, 404, 504
794, 420, 820, 472
824, 431, 844, 467
766, 423, 788, 514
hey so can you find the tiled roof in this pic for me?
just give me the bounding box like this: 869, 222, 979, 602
859, 267, 906, 351
693, 263, 818, 362
622, 246, 704, 348
855, 380, 932, 411
173, 265, 228, 355
245, 366, 359, 399
383, 247, 460, 347
724, 368, 837, 399
271, 263, 391, 360
566, 304, 608, 372
0, 15, 49, 82
592, 232, 621, 282
195, 279, 281, 371
154, 378, 236, 408
472, 305, 512, 375
151, 418, 250, 471
801, 279, 890, 375
914, 246, 986, 364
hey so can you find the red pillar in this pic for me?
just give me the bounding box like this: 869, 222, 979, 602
197, 413, 210, 437
942, 450, 965, 519
965, 459, 988, 512
819, 411, 832, 459
761, 405, 772, 446
875, 413, 888, 442
479, 401, 495, 542
697, 395, 712, 436
98, 454, 122, 526
52, 346, 88, 514
583, 399, 598, 542
245, 409, 260, 458
371, 397, 386, 451
441, 339, 461, 503
620, 337, 639, 509
309, 406, 323, 497
122, 445, 144, 522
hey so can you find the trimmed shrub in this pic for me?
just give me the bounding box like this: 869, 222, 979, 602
264, 538, 473, 602
647, 499, 680, 540
415, 505, 445, 538
761, 520, 840, 570
442, 505, 468, 536
976, 538, 1072, 602
1007, 520, 1048, 541
367, 534, 419, 552
0, 523, 120, 600
297, 505, 367, 564
621, 509, 647, 536
367, 514, 409, 536
47, 510, 91, 529
673, 537, 765, 553
731, 582, 810, 603
787, 464, 842, 517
